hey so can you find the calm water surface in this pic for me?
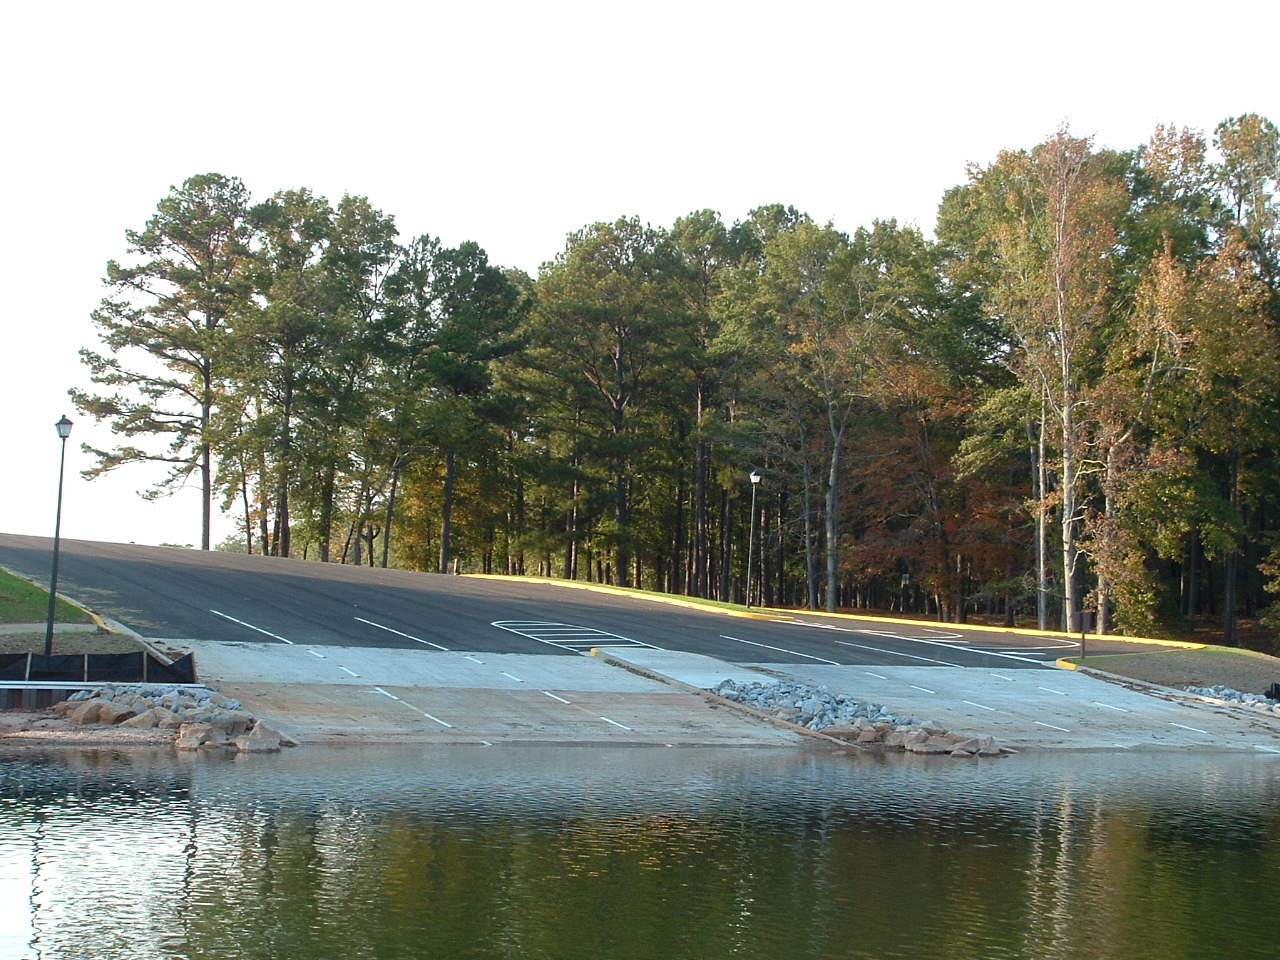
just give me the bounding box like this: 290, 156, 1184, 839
2, 745, 1278, 960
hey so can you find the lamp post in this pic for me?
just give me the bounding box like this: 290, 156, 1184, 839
745, 470, 761, 608
43, 415, 72, 659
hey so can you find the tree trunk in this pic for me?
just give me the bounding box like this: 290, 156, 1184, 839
381, 460, 400, 569
825, 427, 844, 613
439, 447, 456, 575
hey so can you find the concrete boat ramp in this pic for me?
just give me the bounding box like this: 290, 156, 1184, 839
181, 639, 1280, 753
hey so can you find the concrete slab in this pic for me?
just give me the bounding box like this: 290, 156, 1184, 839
190, 641, 814, 748
191, 641, 666, 691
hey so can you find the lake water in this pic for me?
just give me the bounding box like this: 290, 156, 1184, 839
2, 745, 1279, 960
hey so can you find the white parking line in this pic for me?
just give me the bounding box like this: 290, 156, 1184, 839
1035, 721, 1071, 732
962, 700, 996, 711
492, 621, 658, 651
1092, 701, 1130, 713
500, 671, 524, 683
721, 635, 841, 665
542, 691, 571, 704
356, 617, 449, 651
599, 716, 633, 731
909, 684, 937, 694
791, 620, 1062, 666
339, 666, 360, 678
1170, 722, 1208, 734
210, 609, 293, 644
864, 671, 888, 680
1038, 687, 1069, 696
372, 687, 452, 728
831, 638, 964, 667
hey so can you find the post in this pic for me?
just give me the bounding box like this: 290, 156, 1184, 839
44, 416, 73, 659
745, 470, 761, 608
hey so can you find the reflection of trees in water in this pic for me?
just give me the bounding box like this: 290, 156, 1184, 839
6, 750, 1280, 959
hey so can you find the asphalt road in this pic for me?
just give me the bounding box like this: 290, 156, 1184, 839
1, 532, 1128, 671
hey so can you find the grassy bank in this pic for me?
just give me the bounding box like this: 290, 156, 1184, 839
0, 569, 91, 625
1073, 645, 1280, 695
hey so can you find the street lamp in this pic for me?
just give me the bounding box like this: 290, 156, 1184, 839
43, 415, 72, 659
745, 470, 762, 608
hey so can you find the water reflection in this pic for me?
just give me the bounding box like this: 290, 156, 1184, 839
3, 747, 1279, 960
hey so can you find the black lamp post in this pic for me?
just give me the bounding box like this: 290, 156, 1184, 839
745, 470, 761, 608
43, 415, 73, 659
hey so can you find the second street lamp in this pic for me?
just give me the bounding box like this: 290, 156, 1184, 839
745, 470, 762, 609
44, 415, 73, 659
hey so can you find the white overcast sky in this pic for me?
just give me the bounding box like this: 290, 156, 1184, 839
1, 0, 1276, 549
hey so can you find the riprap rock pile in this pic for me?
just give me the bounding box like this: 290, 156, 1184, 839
51, 684, 292, 752
708, 679, 1009, 757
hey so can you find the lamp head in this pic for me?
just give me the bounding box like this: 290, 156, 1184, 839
749, 470, 761, 485
55, 415, 73, 440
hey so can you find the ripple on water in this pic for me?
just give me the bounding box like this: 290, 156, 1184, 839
3, 746, 1280, 960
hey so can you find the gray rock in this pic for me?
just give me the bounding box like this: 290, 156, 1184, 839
234, 721, 283, 753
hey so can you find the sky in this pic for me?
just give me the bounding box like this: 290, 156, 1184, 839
1, 0, 1276, 550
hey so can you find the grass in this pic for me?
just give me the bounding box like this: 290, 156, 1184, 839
0, 569, 92, 625
1069, 645, 1280, 694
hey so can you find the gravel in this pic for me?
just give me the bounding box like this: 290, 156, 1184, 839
709, 679, 920, 731
1184, 684, 1280, 715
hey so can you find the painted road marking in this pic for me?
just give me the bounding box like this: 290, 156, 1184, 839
864, 671, 888, 680
210, 609, 294, 644
1038, 687, 1069, 696
538, 690, 638, 733
1092, 701, 1130, 713
721, 635, 841, 666
339, 666, 360, 677
831, 638, 963, 667
790, 621, 1063, 666
308, 649, 326, 659
991, 674, 1018, 683
962, 700, 996, 711
356, 617, 449, 651
1035, 721, 1071, 732
909, 684, 937, 694
1170, 722, 1208, 734
492, 620, 658, 652
1253, 745, 1280, 754
372, 687, 453, 728
500, 671, 524, 683
464, 655, 485, 664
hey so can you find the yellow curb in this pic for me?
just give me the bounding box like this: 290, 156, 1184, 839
465, 574, 1207, 647
1056, 658, 1079, 670
465, 574, 799, 622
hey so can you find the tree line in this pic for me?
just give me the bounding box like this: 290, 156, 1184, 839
75, 114, 1280, 643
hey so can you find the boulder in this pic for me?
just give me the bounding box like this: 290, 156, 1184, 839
175, 723, 229, 750
97, 701, 140, 725
69, 700, 105, 725
153, 708, 185, 729
122, 710, 159, 729
234, 722, 283, 753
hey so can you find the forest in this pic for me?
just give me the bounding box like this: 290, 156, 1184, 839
73, 116, 1280, 646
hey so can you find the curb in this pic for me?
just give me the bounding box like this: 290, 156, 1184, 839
588, 648, 850, 749
465, 574, 1204, 647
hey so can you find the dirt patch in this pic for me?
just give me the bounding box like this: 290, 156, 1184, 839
1078, 647, 1280, 695
0, 632, 151, 656
0, 710, 177, 747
